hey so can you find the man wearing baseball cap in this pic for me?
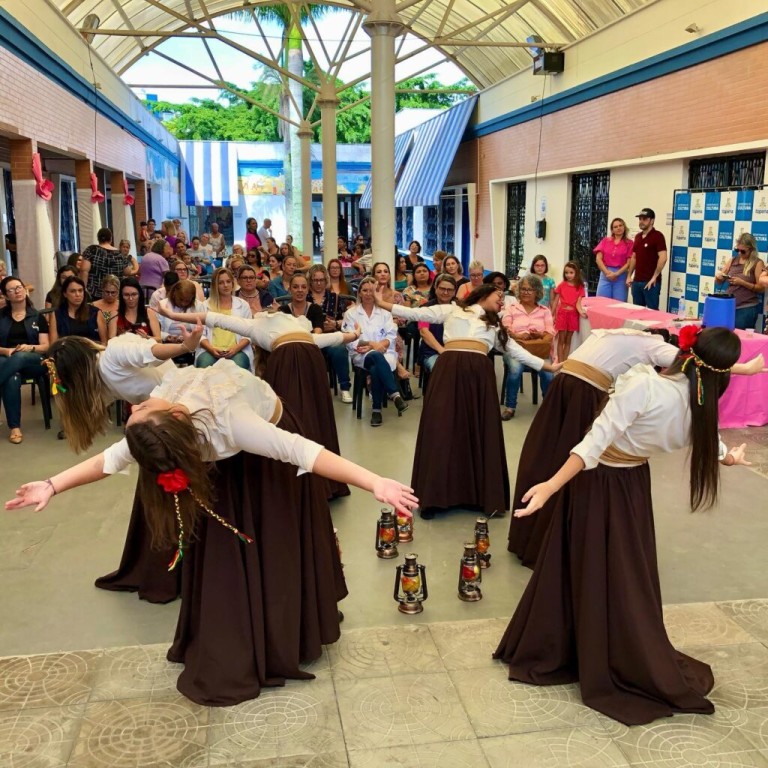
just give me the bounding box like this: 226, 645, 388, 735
625, 207, 667, 310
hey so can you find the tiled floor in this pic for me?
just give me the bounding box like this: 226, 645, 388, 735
2, 602, 768, 767
3, 379, 768, 765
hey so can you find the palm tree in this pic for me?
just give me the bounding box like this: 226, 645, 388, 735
230, 4, 333, 250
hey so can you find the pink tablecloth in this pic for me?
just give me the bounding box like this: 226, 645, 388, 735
582, 296, 768, 429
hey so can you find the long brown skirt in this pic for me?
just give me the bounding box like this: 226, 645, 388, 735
94, 487, 181, 604
265, 342, 350, 500
412, 351, 509, 514
168, 407, 346, 707
507, 373, 607, 567
494, 463, 715, 726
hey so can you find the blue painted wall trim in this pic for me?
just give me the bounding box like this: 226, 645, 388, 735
0, 8, 179, 167
465, 13, 768, 141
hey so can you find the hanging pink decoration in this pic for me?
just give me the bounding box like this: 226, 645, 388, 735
90, 172, 105, 203
31, 153, 54, 201
122, 178, 135, 206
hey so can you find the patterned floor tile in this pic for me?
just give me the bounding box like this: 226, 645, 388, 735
207, 676, 344, 764
0, 705, 83, 768
428, 618, 510, 671
328, 625, 444, 682
448, 668, 603, 737
0, 653, 101, 712
335, 672, 474, 751
687, 642, 768, 710
717, 599, 768, 644
663, 602, 756, 647
480, 728, 630, 768
348, 739, 487, 767
67, 695, 209, 768
607, 712, 768, 767
220, 754, 350, 767
89, 645, 180, 702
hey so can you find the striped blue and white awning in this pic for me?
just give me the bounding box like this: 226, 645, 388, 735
359, 131, 414, 210
395, 96, 477, 208
179, 141, 239, 207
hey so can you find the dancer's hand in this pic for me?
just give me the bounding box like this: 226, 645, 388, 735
5, 481, 54, 512
725, 443, 751, 466
180, 322, 204, 351
372, 478, 418, 518
513, 481, 554, 517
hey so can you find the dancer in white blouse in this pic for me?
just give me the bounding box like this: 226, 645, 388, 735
495, 326, 749, 727
507, 327, 764, 567
375, 283, 560, 518
45, 329, 204, 602
7, 361, 417, 707
155, 303, 361, 499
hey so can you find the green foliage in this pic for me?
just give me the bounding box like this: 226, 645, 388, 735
144, 73, 476, 144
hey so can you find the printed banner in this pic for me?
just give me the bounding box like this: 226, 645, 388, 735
668, 188, 766, 318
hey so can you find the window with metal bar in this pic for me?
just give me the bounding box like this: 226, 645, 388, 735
568, 171, 610, 293
689, 152, 765, 190
505, 182, 526, 277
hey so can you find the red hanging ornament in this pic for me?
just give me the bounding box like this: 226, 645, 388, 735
90, 172, 105, 203
122, 177, 135, 206
31, 153, 54, 201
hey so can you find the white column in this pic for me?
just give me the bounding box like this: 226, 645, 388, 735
364, 2, 404, 268
319, 82, 338, 264
297, 120, 314, 258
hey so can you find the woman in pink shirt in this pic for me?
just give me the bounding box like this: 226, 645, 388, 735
501, 274, 555, 419
594, 218, 633, 301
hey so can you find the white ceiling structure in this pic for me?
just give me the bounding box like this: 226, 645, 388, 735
53, 0, 654, 120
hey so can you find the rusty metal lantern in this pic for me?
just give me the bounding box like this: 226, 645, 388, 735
457, 542, 482, 601
393, 553, 428, 614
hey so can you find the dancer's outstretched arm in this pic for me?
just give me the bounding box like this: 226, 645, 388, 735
6, 417, 417, 517
154, 306, 360, 349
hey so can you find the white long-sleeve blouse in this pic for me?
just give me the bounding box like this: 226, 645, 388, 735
102, 361, 324, 475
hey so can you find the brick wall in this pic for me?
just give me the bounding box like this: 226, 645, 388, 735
0, 49, 146, 177
472, 41, 768, 257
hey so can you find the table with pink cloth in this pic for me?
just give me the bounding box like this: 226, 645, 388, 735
576, 296, 768, 429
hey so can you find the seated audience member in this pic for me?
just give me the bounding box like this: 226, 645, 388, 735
405, 240, 423, 271
431, 249, 446, 277
308, 264, 353, 402
484, 271, 517, 314
117, 239, 139, 277
49, 276, 101, 343
110, 277, 161, 341
456, 260, 485, 301
500, 274, 555, 420
342, 276, 407, 426
0, 277, 49, 444
279, 273, 324, 328
171, 261, 205, 300
187, 236, 212, 275
418, 274, 457, 373
264, 253, 282, 280
402, 263, 433, 308
268, 254, 298, 299
158, 279, 205, 366
394, 254, 412, 292
45, 265, 78, 309
148, 271, 180, 311
197, 267, 253, 371
236, 265, 273, 314
442, 255, 468, 289
92, 274, 121, 341
327, 258, 350, 297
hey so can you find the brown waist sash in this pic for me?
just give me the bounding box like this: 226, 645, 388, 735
561, 358, 612, 392
444, 339, 488, 354
599, 444, 648, 466
272, 331, 314, 350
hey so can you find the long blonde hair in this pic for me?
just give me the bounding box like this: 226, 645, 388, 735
736, 233, 761, 277
47, 337, 109, 453
207, 267, 236, 310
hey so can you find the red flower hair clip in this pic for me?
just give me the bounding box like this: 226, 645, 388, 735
157, 468, 190, 493
678, 325, 700, 353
